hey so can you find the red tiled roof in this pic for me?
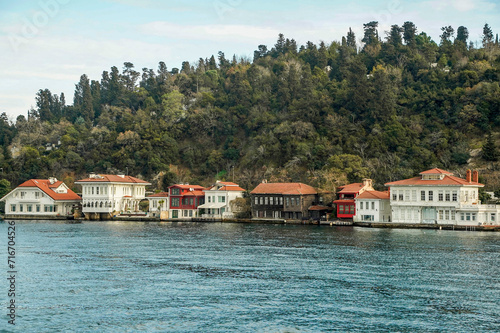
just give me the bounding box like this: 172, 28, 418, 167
419, 168, 453, 175
385, 175, 484, 187
147, 192, 169, 198
183, 190, 205, 196
76, 174, 150, 184
356, 190, 390, 200
219, 185, 246, 191
218, 181, 238, 186
251, 183, 317, 195
337, 183, 363, 193
17, 179, 81, 201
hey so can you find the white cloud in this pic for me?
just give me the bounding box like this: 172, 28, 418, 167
141, 21, 280, 43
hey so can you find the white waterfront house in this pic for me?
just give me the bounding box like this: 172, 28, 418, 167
147, 192, 169, 219
385, 168, 499, 225
197, 181, 246, 218
353, 190, 391, 223
0, 178, 81, 218
75, 174, 150, 218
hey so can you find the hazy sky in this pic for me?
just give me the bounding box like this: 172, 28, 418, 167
0, 0, 498, 120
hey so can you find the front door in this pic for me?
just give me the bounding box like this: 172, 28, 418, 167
422, 207, 436, 224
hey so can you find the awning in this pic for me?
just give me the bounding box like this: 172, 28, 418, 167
197, 202, 226, 209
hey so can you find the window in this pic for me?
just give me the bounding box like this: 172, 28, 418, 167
399, 193, 403, 201
11, 205, 16, 212
371, 202, 375, 210
35, 192, 40, 199
452, 191, 458, 202
405, 190, 410, 201
270, 197, 274, 205
259, 197, 263, 205
439, 210, 443, 220
491, 213, 496, 222
438, 191, 443, 201
171, 188, 180, 195
350, 205, 355, 214
445, 191, 450, 202
393, 193, 397, 201
27, 204, 33, 212
339, 205, 344, 214
208, 196, 211, 203
472, 213, 476, 221
265, 197, 269, 205
411, 190, 416, 201
96, 187, 99, 195
20, 191, 26, 199
279, 197, 283, 205
183, 210, 188, 217
189, 210, 193, 217
428, 191, 433, 201
19, 204, 24, 212
286, 197, 290, 206
421, 191, 425, 201
466, 213, 471, 221
171, 198, 180, 207
254, 197, 258, 205
360, 202, 364, 210
445, 210, 449, 220
451, 210, 455, 221
189, 198, 193, 205
172, 210, 178, 218
461, 213, 465, 221
36, 204, 40, 212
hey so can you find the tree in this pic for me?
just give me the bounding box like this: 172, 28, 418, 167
387, 25, 403, 47
483, 23, 494, 48
483, 132, 498, 161
456, 26, 469, 44
440, 25, 454, 45
73, 74, 94, 123
362, 21, 379, 46
403, 21, 417, 48
346, 27, 356, 49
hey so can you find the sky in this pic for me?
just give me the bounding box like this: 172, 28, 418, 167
0, 0, 498, 120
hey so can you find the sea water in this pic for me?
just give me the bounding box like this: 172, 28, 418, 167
1, 221, 499, 332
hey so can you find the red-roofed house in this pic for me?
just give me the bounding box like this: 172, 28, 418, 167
250, 182, 317, 220
75, 173, 151, 219
334, 179, 375, 219
353, 190, 391, 222
385, 168, 499, 225
168, 184, 205, 218
1, 178, 81, 218
197, 181, 246, 218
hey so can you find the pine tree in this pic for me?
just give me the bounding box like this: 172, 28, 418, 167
483, 132, 498, 161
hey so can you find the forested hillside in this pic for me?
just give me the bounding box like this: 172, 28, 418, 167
1, 21, 500, 194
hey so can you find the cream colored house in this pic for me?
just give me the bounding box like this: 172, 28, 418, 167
353, 190, 391, 223
75, 174, 150, 218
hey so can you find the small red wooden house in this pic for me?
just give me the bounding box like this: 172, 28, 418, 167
168, 184, 205, 218
334, 179, 374, 219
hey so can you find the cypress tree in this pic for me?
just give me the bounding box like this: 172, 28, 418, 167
483, 132, 498, 161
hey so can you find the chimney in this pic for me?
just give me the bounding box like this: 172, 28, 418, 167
466, 169, 472, 183
48, 177, 57, 184
473, 170, 479, 183
362, 178, 373, 189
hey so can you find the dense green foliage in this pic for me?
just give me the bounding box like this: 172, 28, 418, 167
1, 22, 500, 192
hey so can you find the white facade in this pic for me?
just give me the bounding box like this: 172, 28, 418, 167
198, 181, 245, 218
1, 178, 80, 218
386, 169, 500, 226
76, 174, 150, 215
147, 193, 169, 217
354, 193, 391, 223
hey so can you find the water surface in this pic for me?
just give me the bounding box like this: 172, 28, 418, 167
1, 221, 499, 332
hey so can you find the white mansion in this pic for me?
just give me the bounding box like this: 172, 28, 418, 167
75, 174, 151, 219
383, 168, 499, 226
